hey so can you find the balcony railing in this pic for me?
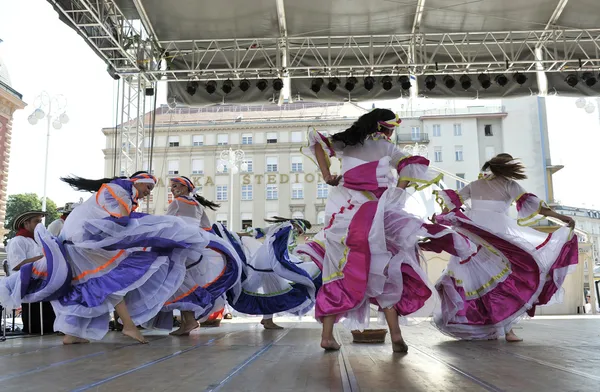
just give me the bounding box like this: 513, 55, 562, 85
395, 133, 430, 143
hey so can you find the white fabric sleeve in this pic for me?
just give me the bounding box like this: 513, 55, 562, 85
7, 237, 31, 271
95, 183, 133, 217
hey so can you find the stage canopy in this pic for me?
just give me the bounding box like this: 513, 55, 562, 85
48, 0, 600, 103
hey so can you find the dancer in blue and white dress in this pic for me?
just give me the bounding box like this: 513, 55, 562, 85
214, 217, 321, 329
0, 172, 226, 344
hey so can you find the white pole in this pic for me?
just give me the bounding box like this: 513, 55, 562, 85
229, 162, 234, 231
41, 108, 51, 215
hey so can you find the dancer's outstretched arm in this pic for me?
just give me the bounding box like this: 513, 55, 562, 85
540, 207, 575, 228
314, 143, 341, 186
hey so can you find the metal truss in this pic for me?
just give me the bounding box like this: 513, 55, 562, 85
117, 75, 147, 176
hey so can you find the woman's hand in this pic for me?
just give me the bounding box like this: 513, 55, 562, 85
325, 174, 342, 186
562, 216, 575, 229
429, 213, 437, 224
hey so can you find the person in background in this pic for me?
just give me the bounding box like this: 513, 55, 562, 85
6, 211, 56, 334
47, 201, 80, 237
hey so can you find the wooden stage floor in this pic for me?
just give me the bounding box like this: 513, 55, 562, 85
1, 316, 599, 392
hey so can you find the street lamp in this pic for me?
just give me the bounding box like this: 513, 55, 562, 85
218, 148, 247, 231
27, 92, 69, 215
403, 142, 428, 157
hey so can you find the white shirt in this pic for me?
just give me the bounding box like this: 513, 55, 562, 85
47, 218, 65, 237
6, 235, 42, 272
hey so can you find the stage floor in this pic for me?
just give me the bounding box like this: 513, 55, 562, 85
1, 316, 599, 392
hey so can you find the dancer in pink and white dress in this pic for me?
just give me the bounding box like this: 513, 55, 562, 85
433, 153, 578, 342
300, 109, 475, 352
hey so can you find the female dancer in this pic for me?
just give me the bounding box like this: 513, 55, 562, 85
160, 176, 241, 335
301, 109, 474, 352
433, 153, 578, 341
228, 217, 322, 329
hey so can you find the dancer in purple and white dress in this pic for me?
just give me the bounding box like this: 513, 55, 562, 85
298, 109, 475, 352
433, 153, 578, 341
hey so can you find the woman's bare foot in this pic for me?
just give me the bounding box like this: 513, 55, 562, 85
63, 335, 90, 345
505, 330, 523, 342
320, 338, 341, 351
261, 319, 283, 330
122, 327, 148, 344
391, 333, 408, 353
170, 321, 199, 336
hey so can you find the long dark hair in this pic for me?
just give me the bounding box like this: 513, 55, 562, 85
61, 170, 148, 192
481, 153, 527, 180
265, 216, 312, 231
179, 176, 220, 211
331, 108, 395, 147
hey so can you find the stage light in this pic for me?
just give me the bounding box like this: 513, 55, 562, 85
495, 74, 508, 87
424, 75, 436, 90
443, 75, 456, 89
256, 79, 268, 91
273, 78, 284, 91
345, 77, 358, 91
398, 76, 411, 90
459, 75, 471, 90
364, 76, 375, 91
222, 80, 234, 94
381, 76, 393, 91
478, 74, 491, 89
186, 81, 199, 96
311, 77, 325, 93
582, 72, 597, 87
513, 73, 527, 85
205, 81, 217, 94
565, 74, 578, 87
239, 79, 251, 92
327, 77, 340, 92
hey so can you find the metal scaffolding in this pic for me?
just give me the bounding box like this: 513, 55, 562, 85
117, 75, 147, 176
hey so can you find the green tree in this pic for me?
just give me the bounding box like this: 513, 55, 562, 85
3, 193, 60, 245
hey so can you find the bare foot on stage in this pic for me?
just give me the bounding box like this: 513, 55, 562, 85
261, 319, 284, 330
505, 330, 523, 342
63, 335, 90, 345
170, 321, 199, 336
320, 338, 341, 351
122, 327, 148, 344
391, 333, 408, 353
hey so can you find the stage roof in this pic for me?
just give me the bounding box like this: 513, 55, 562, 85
49, 0, 600, 103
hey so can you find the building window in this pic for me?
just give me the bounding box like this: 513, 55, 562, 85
317, 211, 326, 225
434, 147, 443, 162
455, 146, 464, 161
266, 157, 278, 172
168, 136, 180, 147
168, 160, 179, 175
216, 213, 228, 228
291, 156, 303, 172
453, 124, 462, 136
142, 161, 154, 175
484, 124, 493, 136
218, 160, 229, 173
411, 126, 421, 141
485, 146, 496, 160
266, 132, 278, 144
167, 190, 173, 204
192, 159, 204, 174
432, 124, 441, 137
317, 183, 328, 199
241, 213, 253, 230
217, 134, 229, 146
241, 185, 253, 200
292, 211, 305, 219
192, 135, 204, 146
243, 158, 253, 173
242, 133, 253, 145
292, 183, 304, 199
266, 211, 279, 221
266, 184, 278, 200
195, 185, 203, 195
291, 131, 303, 143
216, 185, 228, 201
456, 173, 466, 190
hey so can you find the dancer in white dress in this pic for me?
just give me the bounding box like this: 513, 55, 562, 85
433, 153, 577, 341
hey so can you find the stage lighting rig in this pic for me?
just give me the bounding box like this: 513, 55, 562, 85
256, 79, 268, 91
582, 72, 597, 87
273, 78, 284, 91
345, 77, 358, 91
381, 76, 393, 91
311, 78, 325, 93
478, 74, 491, 89
186, 81, 199, 96
222, 80, 234, 94
239, 79, 251, 92
459, 75, 471, 90
327, 77, 340, 92
364, 76, 375, 91
205, 81, 217, 94
443, 75, 456, 89
513, 73, 527, 85
424, 75, 436, 90
495, 74, 508, 87
398, 76, 411, 90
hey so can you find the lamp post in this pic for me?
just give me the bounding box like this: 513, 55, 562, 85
217, 148, 247, 231
403, 142, 428, 157
27, 92, 69, 215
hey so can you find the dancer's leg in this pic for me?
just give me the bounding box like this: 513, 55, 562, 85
170, 311, 199, 336
505, 329, 523, 342
383, 308, 408, 353
320, 315, 340, 350
260, 314, 283, 329
115, 301, 148, 343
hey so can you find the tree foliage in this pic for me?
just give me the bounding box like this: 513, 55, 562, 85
3, 193, 60, 245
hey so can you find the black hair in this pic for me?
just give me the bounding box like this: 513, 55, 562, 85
481, 153, 527, 181
265, 216, 312, 230
61, 171, 150, 193
331, 108, 395, 147
179, 176, 221, 211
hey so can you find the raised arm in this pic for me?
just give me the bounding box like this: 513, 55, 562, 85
508, 180, 574, 228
